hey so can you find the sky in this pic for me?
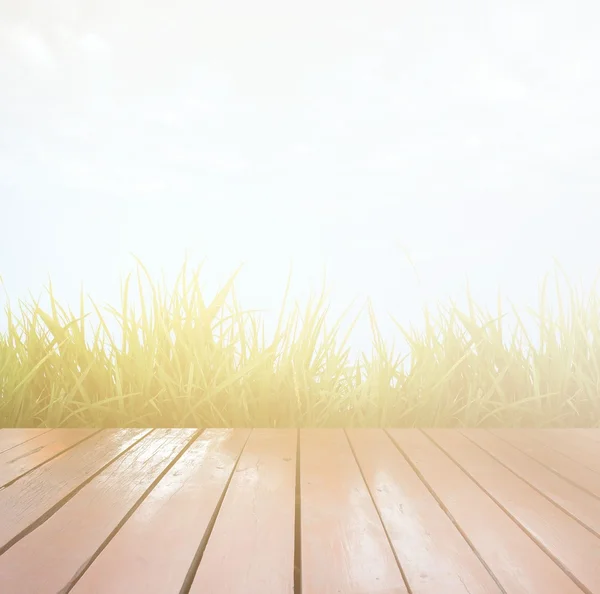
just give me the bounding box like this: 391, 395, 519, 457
1, 0, 599, 351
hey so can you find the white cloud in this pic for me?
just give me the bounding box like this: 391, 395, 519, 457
167, 148, 251, 174
77, 32, 111, 60
475, 65, 531, 104
0, 23, 56, 71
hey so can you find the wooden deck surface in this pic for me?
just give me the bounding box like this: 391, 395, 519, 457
0, 428, 599, 593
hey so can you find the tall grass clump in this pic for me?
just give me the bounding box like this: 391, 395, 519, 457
1, 260, 599, 428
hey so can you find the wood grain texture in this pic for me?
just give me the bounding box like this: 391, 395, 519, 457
389, 429, 583, 594
347, 429, 501, 594
492, 429, 600, 499
0, 429, 53, 455
426, 429, 600, 593
0, 429, 195, 594
0, 428, 96, 487
189, 429, 297, 594
0, 428, 597, 593
0, 428, 150, 552
462, 429, 600, 535
300, 429, 408, 594
71, 428, 250, 594
527, 429, 600, 473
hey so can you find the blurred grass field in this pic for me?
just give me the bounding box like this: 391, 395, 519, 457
1, 260, 599, 428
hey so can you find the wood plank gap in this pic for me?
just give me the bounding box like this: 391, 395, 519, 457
60, 429, 204, 593
0, 429, 101, 489
177, 428, 253, 594
422, 430, 595, 594
299, 429, 407, 593
527, 430, 600, 475
68, 429, 250, 594
294, 428, 302, 594
0, 429, 54, 455
344, 429, 413, 594
0, 429, 153, 556
384, 429, 507, 594
187, 429, 297, 593
491, 430, 600, 502
461, 430, 600, 539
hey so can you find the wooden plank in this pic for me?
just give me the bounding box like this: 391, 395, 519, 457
583, 429, 600, 443
426, 429, 600, 593
0, 428, 150, 552
543, 428, 600, 445
463, 429, 600, 535
0, 429, 53, 455
492, 429, 600, 499
0, 429, 196, 594
0, 428, 97, 487
564, 429, 600, 443
299, 429, 408, 594
70, 428, 250, 594
388, 429, 583, 594
189, 429, 297, 594
527, 429, 600, 473
347, 429, 501, 594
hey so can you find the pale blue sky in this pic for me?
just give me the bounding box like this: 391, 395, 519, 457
1, 0, 599, 350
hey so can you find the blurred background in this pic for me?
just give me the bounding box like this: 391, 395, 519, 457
1, 0, 599, 352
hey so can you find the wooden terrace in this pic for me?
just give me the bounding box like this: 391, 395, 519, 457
0, 428, 599, 593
